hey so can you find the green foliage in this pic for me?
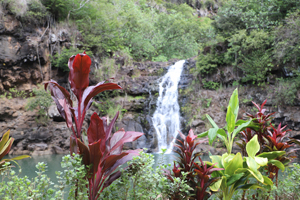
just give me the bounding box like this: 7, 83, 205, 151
273, 10, 300, 70
0, 87, 28, 99
93, 90, 125, 120
51, 47, 92, 71
273, 77, 300, 106
199, 88, 255, 154
0, 154, 88, 199
100, 151, 173, 200
77, 0, 212, 61
26, 85, 53, 124
194, 41, 227, 75
202, 79, 220, 90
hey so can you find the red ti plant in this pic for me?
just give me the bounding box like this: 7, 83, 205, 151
264, 123, 296, 186
46, 52, 144, 200
77, 112, 143, 200
193, 158, 223, 200
163, 129, 223, 200
245, 99, 275, 149
45, 52, 122, 149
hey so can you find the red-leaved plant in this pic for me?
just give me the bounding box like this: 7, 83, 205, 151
236, 99, 275, 155
163, 129, 223, 200
46, 52, 143, 200
265, 123, 296, 186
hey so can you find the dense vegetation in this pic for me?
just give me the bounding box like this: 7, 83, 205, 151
3, 0, 300, 97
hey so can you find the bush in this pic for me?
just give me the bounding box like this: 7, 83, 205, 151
26, 85, 53, 124
51, 47, 92, 71
0, 154, 88, 199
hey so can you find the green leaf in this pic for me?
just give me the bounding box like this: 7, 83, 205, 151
210, 155, 224, 169
257, 151, 286, 160
268, 160, 285, 171
208, 128, 219, 145
198, 131, 208, 138
246, 157, 259, 172
254, 157, 268, 167
236, 183, 262, 190
225, 153, 243, 176
226, 106, 235, 134
262, 175, 273, 186
217, 128, 227, 138
232, 120, 253, 140
228, 88, 239, 121
227, 173, 244, 186
246, 135, 259, 158
206, 114, 219, 129
235, 119, 247, 126
210, 178, 222, 191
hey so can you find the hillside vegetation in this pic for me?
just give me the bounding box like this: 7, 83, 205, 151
2, 0, 300, 102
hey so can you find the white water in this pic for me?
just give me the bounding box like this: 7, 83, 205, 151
152, 60, 185, 153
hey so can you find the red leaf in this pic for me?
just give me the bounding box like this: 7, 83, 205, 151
60, 99, 73, 128
102, 150, 142, 178
87, 113, 106, 144
109, 131, 144, 154
105, 111, 119, 140
88, 139, 102, 176
45, 80, 72, 106
77, 139, 91, 167
70, 135, 78, 155
81, 82, 122, 115
68, 53, 91, 99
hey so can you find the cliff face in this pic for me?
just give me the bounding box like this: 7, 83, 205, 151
1, 6, 300, 156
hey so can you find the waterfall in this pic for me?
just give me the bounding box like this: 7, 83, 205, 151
152, 60, 185, 153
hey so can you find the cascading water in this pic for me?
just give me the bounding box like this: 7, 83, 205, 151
152, 60, 185, 153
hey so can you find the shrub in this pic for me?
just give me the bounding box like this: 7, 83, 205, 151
0, 154, 88, 199
46, 52, 143, 199
26, 85, 53, 124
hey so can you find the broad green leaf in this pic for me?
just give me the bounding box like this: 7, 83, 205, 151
227, 173, 244, 186
225, 153, 243, 176
254, 157, 268, 167
228, 88, 239, 121
262, 175, 273, 186
226, 106, 235, 134
217, 128, 227, 138
246, 135, 259, 158
236, 183, 262, 190
246, 168, 264, 183
246, 157, 259, 172
257, 151, 285, 160
235, 119, 247, 126
232, 120, 253, 140
210, 155, 224, 169
208, 128, 219, 145
210, 178, 222, 191
198, 131, 208, 138
268, 160, 285, 171
206, 114, 219, 129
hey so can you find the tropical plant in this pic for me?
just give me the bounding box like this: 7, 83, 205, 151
236, 99, 275, 155
46, 52, 144, 199
264, 123, 296, 187
208, 135, 274, 200
0, 130, 30, 170
163, 129, 223, 200
198, 88, 255, 154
